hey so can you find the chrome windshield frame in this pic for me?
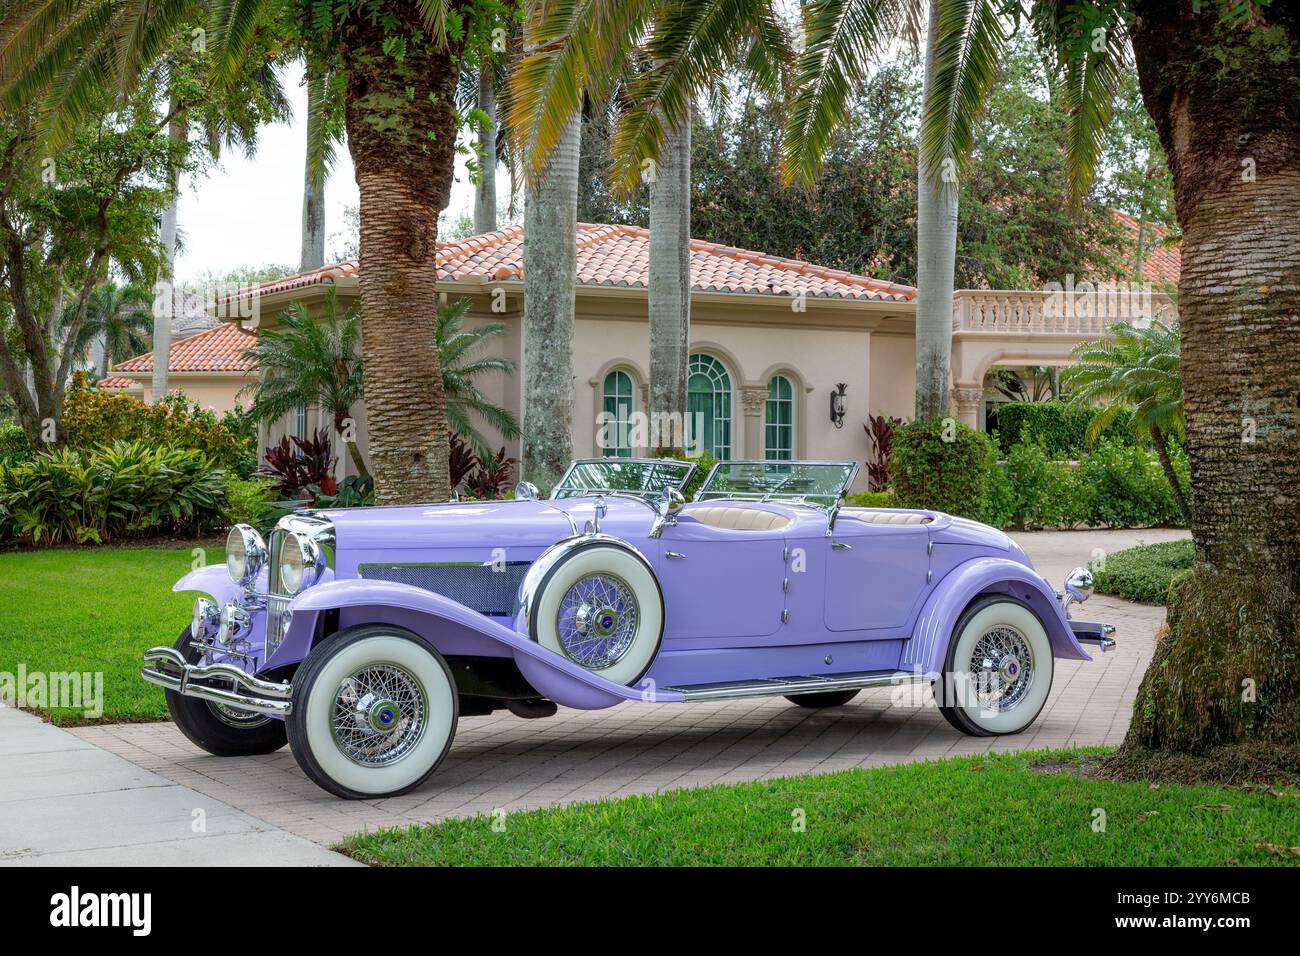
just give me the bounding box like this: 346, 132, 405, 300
549, 457, 698, 501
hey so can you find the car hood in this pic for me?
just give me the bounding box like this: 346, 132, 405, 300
313, 499, 580, 550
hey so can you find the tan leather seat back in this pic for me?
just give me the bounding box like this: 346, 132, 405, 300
686, 506, 791, 531
840, 508, 931, 526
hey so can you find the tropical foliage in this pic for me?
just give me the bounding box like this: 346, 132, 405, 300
0, 441, 227, 545
64, 281, 154, 379
1062, 318, 1189, 524
438, 297, 520, 462
242, 288, 367, 476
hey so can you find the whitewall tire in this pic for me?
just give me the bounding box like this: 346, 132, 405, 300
286, 626, 457, 799
530, 542, 664, 686
938, 596, 1053, 737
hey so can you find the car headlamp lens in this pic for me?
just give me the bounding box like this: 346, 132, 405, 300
279, 532, 320, 595
226, 524, 266, 587
191, 597, 217, 640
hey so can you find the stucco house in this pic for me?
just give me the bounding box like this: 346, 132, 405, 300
102, 218, 1177, 489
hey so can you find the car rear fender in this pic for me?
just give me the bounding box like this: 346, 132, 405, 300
276, 578, 678, 709
901, 557, 1091, 675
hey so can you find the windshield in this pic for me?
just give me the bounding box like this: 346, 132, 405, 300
550, 458, 697, 500
695, 460, 858, 507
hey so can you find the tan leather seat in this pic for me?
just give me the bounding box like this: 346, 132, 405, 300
686, 505, 791, 531
841, 508, 931, 526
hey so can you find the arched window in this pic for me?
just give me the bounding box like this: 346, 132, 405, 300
687, 354, 732, 460
601, 369, 635, 457
765, 375, 794, 460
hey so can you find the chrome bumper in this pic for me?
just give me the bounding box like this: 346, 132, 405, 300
141, 646, 293, 716
1069, 621, 1117, 654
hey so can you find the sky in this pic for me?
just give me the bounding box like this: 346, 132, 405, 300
173, 60, 495, 284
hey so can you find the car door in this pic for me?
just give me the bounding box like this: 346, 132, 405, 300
823, 515, 931, 632
657, 512, 787, 642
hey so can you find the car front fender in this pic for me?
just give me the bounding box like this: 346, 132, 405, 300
901, 557, 1092, 675
277, 578, 679, 709
172, 564, 244, 606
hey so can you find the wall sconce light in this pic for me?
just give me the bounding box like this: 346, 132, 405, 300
830, 383, 848, 428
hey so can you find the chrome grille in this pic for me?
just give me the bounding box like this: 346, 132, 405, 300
359, 562, 531, 616
265, 530, 289, 658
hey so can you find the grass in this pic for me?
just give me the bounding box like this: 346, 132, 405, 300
1093, 538, 1193, 604
0, 543, 218, 725
338, 750, 1300, 867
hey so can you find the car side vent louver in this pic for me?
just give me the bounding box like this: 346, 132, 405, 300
359, 562, 532, 617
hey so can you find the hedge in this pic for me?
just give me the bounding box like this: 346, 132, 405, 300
889, 419, 997, 520
993, 401, 1139, 457
1092, 538, 1194, 604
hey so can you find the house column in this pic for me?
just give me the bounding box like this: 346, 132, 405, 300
740, 384, 767, 458
952, 383, 984, 429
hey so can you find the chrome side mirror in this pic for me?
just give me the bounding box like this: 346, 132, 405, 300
1062, 566, 1094, 615
649, 489, 685, 539
515, 481, 540, 501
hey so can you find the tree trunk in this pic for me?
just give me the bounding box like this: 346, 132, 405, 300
647, 109, 691, 454
153, 101, 185, 403
1114, 2, 1300, 771
300, 68, 327, 272
341, 6, 462, 504
334, 409, 369, 478
473, 66, 498, 235
521, 110, 581, 491
914, 0, 959, 422
1150, 425, 1191, 527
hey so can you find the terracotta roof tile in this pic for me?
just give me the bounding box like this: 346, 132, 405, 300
96, 376, 136, 389
111, 322, 257, 375
1111, 210, 1181, 286
225, 223, 917, 306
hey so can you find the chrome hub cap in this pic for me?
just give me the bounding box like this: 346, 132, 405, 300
331, 664, 427, 767
557, 573, 639, 669
970, 625, 1034, 712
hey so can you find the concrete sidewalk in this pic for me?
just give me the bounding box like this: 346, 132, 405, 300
0, 704, 358, 866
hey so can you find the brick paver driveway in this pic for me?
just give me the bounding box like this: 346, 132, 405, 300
75, 528, 1186, 846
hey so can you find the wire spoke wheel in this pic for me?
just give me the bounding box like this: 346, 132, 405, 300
969, 624, 1035, 712
329, 663, 428, 768
556, 572, 640, 669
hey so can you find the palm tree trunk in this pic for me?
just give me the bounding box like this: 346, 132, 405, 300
341, 9, 462, 504
914, 0, 958, 422
473, 66, 498, 235
647, 109, 691, 454
521, 110, 581, 492
300, 68, 327, 272
335, 410, 369, 478
153, 100, 185, 403
1149, 425, 1191, 526
1116, 2, 1300, 767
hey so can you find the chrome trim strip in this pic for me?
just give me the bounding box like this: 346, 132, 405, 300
141, 646, 293, 716
666, 670, 928, 702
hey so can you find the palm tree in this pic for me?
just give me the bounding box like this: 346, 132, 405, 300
437, 298, 520, 460
1, 1, 511, 505
647, 104, 691, 453
473, 63, 498, 234
64, 281, 154, 379
1062, 318, 1190, 525
241, 288, 367, 477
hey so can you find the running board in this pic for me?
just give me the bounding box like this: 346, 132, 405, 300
666, 670, 928, 702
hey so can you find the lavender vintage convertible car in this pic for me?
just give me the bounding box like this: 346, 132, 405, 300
142, 458, 1114, 798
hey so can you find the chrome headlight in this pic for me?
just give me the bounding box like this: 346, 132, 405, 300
191, 597, 218, 641
218, 600, 251, 645
278, 531, 323, 595
226, 524, 267, 587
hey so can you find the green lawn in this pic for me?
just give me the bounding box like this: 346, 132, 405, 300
339, 751, 1300, 866
0, 544, 217, 724
1093, 538, 1193, 605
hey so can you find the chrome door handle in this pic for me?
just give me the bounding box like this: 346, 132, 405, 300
831, 542, 852, 551
665, 551, 686, 560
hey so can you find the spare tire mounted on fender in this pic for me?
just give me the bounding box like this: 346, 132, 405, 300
524, 537, 664, 687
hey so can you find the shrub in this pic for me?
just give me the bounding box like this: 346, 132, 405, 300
309, 474, 375, 509
221, 475, 276, 527
864, 413, 903, 492
994, 400, 1138, 457
0, 441, 226, 545
1093, 538, 1194, 604
258, 429, 337, 498
986, 442, 1090, 530
0, 421, 29, 463
1077, 440, 1181, 528
62, 374, 251, 469
845, 490, 897, 508
464, 448, 517, 500
889, 419, 997, 521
